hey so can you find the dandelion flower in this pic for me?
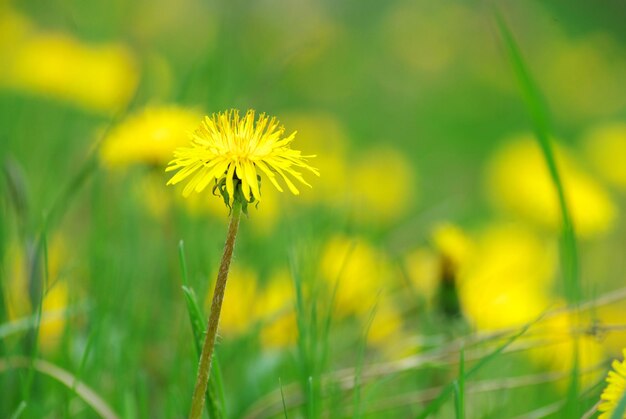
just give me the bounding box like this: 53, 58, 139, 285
258, 270, 297, 349
166, 109, 319, 207
182, 110, 318, 418
599, 349, 626, 418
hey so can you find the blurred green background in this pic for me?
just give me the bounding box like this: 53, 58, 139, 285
1, 0, 626, 417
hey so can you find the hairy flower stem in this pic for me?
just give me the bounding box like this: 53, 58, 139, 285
189, 201, 242, 419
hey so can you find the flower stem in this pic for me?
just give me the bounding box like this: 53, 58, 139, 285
189, 200, 242, 419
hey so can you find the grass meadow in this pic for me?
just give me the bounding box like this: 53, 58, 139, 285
1, 0, 626, 417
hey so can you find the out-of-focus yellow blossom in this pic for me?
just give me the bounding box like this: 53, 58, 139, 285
258, 270, 296, 349
210, 266, 258, 337
486, 135, 616, 238
39, 281, 70, 351
367, 302, 404, 352
458, 223, 557, 331
101, 106, 202, 168
4, 237, 71, 352
281, 113, 350, 206
529, 311, 605, 390
583, 123, 626, 189
407, 221, 608, 387
206, 266, 297, 349
590, 304, 626, 356
404, 248, 440, 304
1, 28, 138, 113
351, 147, 416, 224
320, 235, 397, 317
404, 223, 473, 305
598, 348, 626, 419
431, 223, 473, 269
319, 235, 406, 355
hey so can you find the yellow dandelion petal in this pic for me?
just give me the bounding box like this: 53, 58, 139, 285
167, 109, 318, 206
255, 160, 284, 192
598, 349, 626, 419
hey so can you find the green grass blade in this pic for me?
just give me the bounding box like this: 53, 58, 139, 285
0, 305, 88, 340
494, 12, 581, 416
307, 376, 315, 419
353, 300, 378, 419
9, 401, 27, 419
452, 382, 461, 419
279, 378, 289, 419
178, 241, 224, 419
22, 232, 48, 404
493, 10, 580, 305
417, 317, 538, 418
181, 285, 205, 356
453, 347, 465, 419
289, 250, 318, 418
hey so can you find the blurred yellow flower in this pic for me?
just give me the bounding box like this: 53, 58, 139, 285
404, 223, 473, 306
583, 123, 626, 189
458, 223, 557, 331
2, 29, 138, 113
367, 302, 404, 349
486, 135, 616, 238
404, 247, 440, 304
39, 281, 70, 351
431, 223, 473, 269
206, 266, 297, 349
167, 109, 319, 206
351, 147, 416, 224
599, 348, 626, 419
258, 270, 297, 349
590, 304, 626, 356
101, 106, 202, 168
4, 237, 71, 352
211, 266, 258, 336
528, 310, 605, 390
320, 235, 397, 317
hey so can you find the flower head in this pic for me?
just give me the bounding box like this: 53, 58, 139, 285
599, 349, 626, 419
166, 109, 319, 209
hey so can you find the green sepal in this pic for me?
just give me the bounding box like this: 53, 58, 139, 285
211, 175, 262, 216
